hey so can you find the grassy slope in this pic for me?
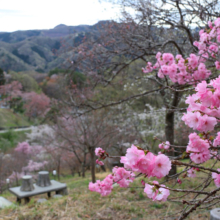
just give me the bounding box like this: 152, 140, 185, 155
0, 109, 30, 128
0, 161, 217, 220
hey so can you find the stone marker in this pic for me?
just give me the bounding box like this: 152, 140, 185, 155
0, 197, 14, 209
9, 180, 67, 204
36, 171, 51, 187
37, 198, 47, 204
211, 208, 220, 220
20, 175, 34, 192
53, 194, 63, 199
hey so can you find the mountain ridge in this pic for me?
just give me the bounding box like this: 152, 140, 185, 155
0, 21, 107, 72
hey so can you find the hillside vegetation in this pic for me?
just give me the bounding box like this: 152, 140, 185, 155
0, 21, 109, 72
0, 109, 30, 128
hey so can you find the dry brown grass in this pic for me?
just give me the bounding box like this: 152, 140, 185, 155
0, 163, 218, 220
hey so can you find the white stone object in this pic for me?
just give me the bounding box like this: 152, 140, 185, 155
6, 179, 10, 184
0, 197, 14, 209
210, 208, 220, 220
53, 170, 57, 176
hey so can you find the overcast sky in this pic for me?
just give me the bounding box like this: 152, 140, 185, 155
0, 0, 120, 32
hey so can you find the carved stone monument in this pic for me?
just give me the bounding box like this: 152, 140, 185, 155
20, 175, 34, 192
36, 171, 51, 187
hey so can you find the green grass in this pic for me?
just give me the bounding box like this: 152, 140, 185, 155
0, 169, 216, 220
0, 108, 30, 127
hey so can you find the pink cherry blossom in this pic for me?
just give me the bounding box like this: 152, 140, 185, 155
197, 114, 217, 133
144, 182, 158, 201
152, 154, 171, 179
96, 159, 104, 166
208, 21, 213, 29
159, 141, 170, 150
212, 169, 220, 187
182, 112, 201, 130
187, 168, 197, 178
120, 144, 145, 172
15, 142, 32, 155
112, 167, 135, 188
144, 181, 170, 202
142, 62, 153, 73
177, 179, 182, 184
186, 132, 210, 153
89, 181, 102, 194
95, 147, 105, 157
213, 132, 220, 147
89, 174, 113, 196
162, 53, 174, 64
136, 152, 156, 176
155, 186, 170, 201
190, 150, 210, 164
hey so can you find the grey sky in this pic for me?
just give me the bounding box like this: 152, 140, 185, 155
0, 0, 120, 32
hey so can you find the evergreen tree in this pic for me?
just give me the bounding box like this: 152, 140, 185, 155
0, 68, 6, 86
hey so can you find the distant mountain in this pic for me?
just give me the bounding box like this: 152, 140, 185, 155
0, 21, 107, 72
0, 24, 92, 43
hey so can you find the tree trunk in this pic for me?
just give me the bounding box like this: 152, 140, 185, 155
165, 109, 176, 175
82, 163, 85, 178
82, 151, 87, 178
165, 91, 182, 176
89, 147, 96, 183
57, 160, 61, 180
101, 165, 106, 172
71, 169, 75, 177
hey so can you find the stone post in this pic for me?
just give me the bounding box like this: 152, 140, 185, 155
20, 175, 34, 192
36, 171, 51, 187
210, 208, 220, 220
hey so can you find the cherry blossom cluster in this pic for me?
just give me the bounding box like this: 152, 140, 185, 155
144, 181, 170, 202
95, 147, 106, 157
142, 19, 220, 85
8, 171, 24, 182
15, 142, 32, 155
186, 133, 211, 164
158, 141, 170, 150
121, 145, 171, 179
89, 174, 113, 196
194, 19, 220, 61
22, 160, 48, 172
181, 76, 220, 165
213, 132, 220, 147
112, 167, 135, 188
142, 52, 211, 85
95, 147, 108, 166
182, 79, 220, 132
212, 169, 220, 187
90, 145, 171, 200
89, 166, 135, 196
187, 168, 199, 178
96, 159, 104, 166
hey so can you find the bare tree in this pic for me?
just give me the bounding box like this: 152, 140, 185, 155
54, 109, 119, 182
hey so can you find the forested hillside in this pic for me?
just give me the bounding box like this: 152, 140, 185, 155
0, 21, 109, 72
